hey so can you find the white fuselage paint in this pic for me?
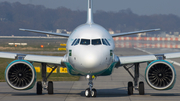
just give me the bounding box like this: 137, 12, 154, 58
66, 23, 115, 73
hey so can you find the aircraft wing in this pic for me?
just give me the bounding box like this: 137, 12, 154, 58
0, 52, 66, 65
19, 28, 70, 37
111, 28, 160, 37
115, 52, 180, 66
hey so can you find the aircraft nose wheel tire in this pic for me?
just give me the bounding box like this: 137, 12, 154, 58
85, 88, 97, 97
85, 88, 91, 97
139, 82, 144, 95
91, 88, 97, 97
48, 81, 54, 94
128, 82, 133, 95
37, 81, 42, 95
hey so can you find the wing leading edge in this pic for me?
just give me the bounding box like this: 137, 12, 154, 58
115, 52, 180, 66
0, 52, 66, 65
19, 28, 70, 37
111, 28, 160, 37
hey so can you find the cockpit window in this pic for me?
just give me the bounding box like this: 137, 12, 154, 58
102, 38, 110, 46
102, 39, 108, 45
104, 39, 110, 46
71, 39, 77, 46
74, 38, 110, 46
74, 39, 80, 45
71, 38, 80, 46
92, 39, 101, 45
80, 39, 90, 45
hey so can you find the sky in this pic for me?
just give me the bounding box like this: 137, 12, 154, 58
0, 0, 180, 17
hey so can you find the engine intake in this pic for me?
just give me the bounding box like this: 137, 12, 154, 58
145, 60, 176, 90
5, 60, 36, 90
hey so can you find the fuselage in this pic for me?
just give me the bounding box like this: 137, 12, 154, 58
65, 23, 115, 75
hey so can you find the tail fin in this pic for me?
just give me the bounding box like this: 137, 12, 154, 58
86, 0, 94, 24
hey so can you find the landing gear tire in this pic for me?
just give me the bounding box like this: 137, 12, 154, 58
139, 81, 144, 95
85, 88, 91, 97
128, 82, 133, 95
91, 88, 97, 97
37, 81, 42, 95
48, 81, 54, 94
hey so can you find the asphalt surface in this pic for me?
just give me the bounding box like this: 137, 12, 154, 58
1, 47, 180, 101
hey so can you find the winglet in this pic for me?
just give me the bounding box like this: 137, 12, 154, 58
86, 0, 94, 24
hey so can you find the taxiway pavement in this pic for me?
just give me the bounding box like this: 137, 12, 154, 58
0, 47, 180, 101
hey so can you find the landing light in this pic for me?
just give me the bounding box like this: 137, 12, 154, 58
86, 75, 95, 79
86, 75, 90, 79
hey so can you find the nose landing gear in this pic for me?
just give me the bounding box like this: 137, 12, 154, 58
85, 75, 97, 97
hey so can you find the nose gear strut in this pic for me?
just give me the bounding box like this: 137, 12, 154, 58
85, 75, 97, 97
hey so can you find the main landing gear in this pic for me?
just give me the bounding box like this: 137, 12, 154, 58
124, 63, 145, 95
36, 63, 57, 95
85, 75, 97, 97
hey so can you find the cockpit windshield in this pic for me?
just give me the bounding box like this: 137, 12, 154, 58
71, 38, 80, 46
102, 39, 108, 45
80, 39, 90, 45
71, 38, 110, 46
92, 39, 101, 45
104, 39, 110, 46
74, 39, 80, 45
71, 39, 77, 46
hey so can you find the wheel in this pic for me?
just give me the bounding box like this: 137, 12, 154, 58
128, 82, 133, 95
48, 81, 54, 94
37, 81, 42, 95
91, 88, 97, 97
139, 81, 144, 95
85, 88, 91, 97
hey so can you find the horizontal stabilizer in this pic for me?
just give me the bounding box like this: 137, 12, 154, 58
19, 28, 70, 37
111, 28, 160, 37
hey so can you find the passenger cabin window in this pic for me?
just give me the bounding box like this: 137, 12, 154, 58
80, 39, 90, 45
92, 39, 101, 45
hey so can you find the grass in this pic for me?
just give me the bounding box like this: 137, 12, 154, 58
0, 38, 67, 51
0, 58, 79, 82
0, 38, 80, 82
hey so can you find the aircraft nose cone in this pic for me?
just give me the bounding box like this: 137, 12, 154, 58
82, 53, 99, 68
72, 47, 109, 73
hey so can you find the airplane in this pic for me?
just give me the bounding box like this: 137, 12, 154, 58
0, 0, 179, 97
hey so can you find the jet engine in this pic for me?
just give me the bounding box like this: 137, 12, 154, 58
145, 60, 176, 90
5, 60, 36, 90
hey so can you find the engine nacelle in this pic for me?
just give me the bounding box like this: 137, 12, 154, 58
145, 60, 176, 90
5, 60, 36, 90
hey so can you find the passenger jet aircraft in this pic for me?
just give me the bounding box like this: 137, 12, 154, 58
0, 0, 179, 97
